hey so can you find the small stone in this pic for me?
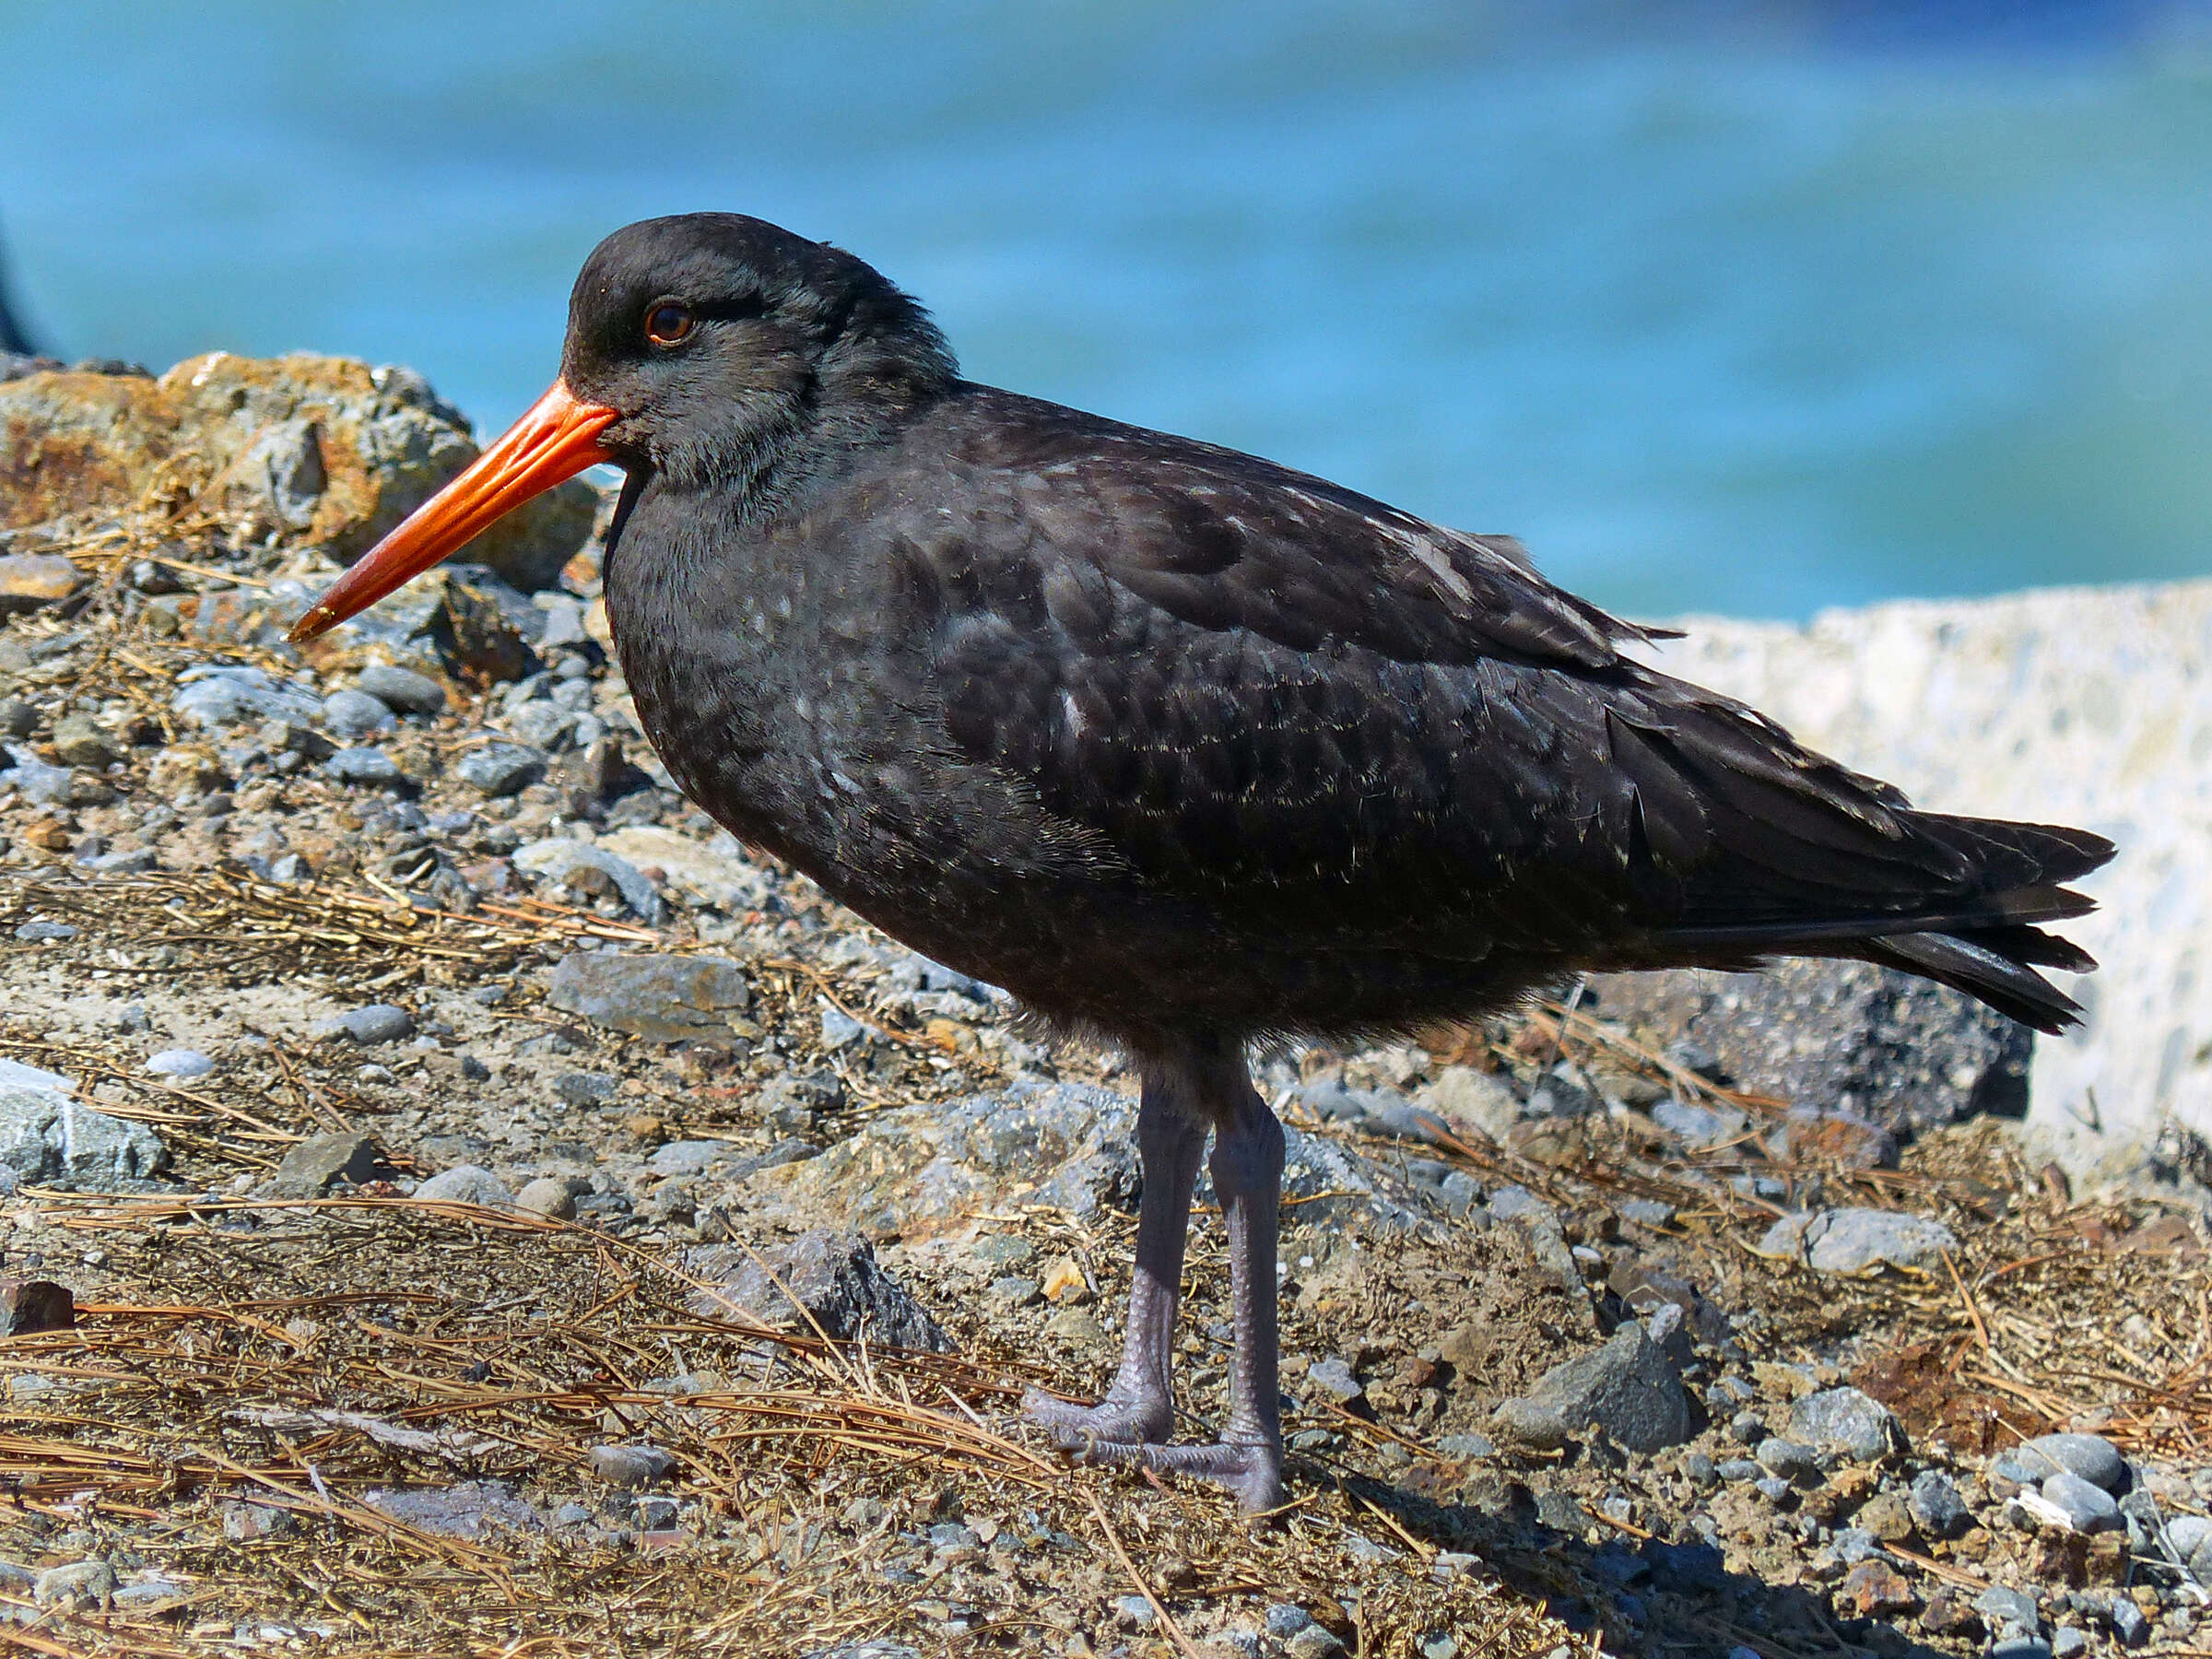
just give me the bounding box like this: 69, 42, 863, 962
1437, 1432, 1495, 1460
32, 1559, 113, 1607
13, 921, 76, 941
322, 688, 394, 739
1112, 1594, 1156, 1630
221, 1501, 296, 1542
1899, 1468, 1965, 1537
320, 1004, 415, 1044
1792, 1387, 1905, 1462
1837, 1558, 1919, 1618
1754, 1476, 1793, 1502
1494, 1323, 1690, 1453
146, 1047, 215, 1079
413, 1165, 518, 1209
49, 713, 113, 770
454, 742, 547, 797
1266, 1605, 1315, 1638
2109, 1596, 2149, 1646
514, 839, 666, 923
1042, 1307, 1103, 1345
1286, 1627, 1346, 1659
1041, 1254, 1089, 1305
0, 553, 85, 615
684, 1230, 953, 1351
324, 745, 406, 787
1975, 1583, 2041, 1635
1989, 1640, 2053, 1659
1755, 1207, 1958, 1273
1717, 1457, 1763, 1483
820, 1004, 866, 1049
554, 1071, 618, 1107
1751, 1433, 1822, 1486
546, 953, 753, 1043
2051, 1629, 2088, 1658
2041, 1471, 2123, 1533
270, 1131, 388, 1197
648, 1139, 738, 1177
986, 1275, 1040, 1309
1918, 1586, 1983, 1639
1773, 1108, 1899, 1170
1307, 1356, 1364, 1404
587, 1443, 676, 1488
2014, 1433, 2127, 1493
1830, 1524, 1880, 1562
0, 1278, 75, 1335
353, 663, 446, 716
516, 1177, 577, 1219
1856, 1488, 1916, 1542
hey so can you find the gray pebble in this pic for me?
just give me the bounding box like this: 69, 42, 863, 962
1755, 1437, 1821, 1485
1717, 1457, 1763, 1483
1990, 1641, 2053, 1659
553, 1070, 617, 1107
1831, 1526, 1879, 1563
324, 745, 406, 787
454, 742, 547, 798
412, 1165, 517, 1209
587, 1443, 675, 1488
1976, 1584, 2041, 1635
1910, 1468, 1970, 1537
322, 688, 394, 739
2110, 1596, 2149, 1646
1112, 1594, 1157, 1630
1266, 1605, 1315, 1637
13, 921, 76, 941
2016, 1432, 2127, 1493
352, 664, 446, 716
1790, 1386, 1904, 1462
1437, 1432, 1495, 1460
516, 1177, 577, 1220
322, 1004, 415, 1044
2042, 1471, 2122, 1533
2052, 1629, 2088, 1659
987, 1275, 1041, 1308
146, 1047, 214, 1079
1754, 1476, 1793, 1502
1306, 1356, 1363, 1404
32, 1559, 114, 1607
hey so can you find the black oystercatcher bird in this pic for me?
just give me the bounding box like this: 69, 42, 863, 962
293, 214, 2112, 1511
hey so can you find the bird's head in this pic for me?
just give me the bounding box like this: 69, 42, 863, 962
288, 212, 953, 644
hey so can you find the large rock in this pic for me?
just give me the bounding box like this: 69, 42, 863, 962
1753, 1206, 1957, 1274
1489, 1324, 1690, 1453
1589, 959, 2029, 1136
1631, 583, 2212, 1179
0, 1084, 170, 1190
684, 1230, 953, 1352
0, 353, 595, 589
545, 952, 751, 1043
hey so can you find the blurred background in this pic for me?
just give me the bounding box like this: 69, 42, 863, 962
2, 0, 2208, 618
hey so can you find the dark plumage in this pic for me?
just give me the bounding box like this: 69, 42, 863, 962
295, 213, 2113, 1511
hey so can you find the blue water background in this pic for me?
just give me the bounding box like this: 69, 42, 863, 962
2, 2, 2209, 618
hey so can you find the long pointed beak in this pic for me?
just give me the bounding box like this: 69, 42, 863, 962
288, 379, 618, 644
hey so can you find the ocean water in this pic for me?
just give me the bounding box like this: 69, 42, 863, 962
2, 2, 2209, 618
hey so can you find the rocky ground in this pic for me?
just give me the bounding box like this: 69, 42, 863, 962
1, 352, 2210, 1659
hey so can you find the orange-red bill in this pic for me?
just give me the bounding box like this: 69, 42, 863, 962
287, 379, 618, 644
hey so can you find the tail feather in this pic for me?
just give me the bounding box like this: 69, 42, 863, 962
1864, 930, 2087, 1034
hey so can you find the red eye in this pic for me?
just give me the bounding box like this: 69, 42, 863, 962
645, 302, 694, 346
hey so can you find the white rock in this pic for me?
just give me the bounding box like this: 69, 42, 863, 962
1637, 582, 2212, 1177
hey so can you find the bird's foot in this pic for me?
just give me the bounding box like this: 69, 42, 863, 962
1019, 1384, 1173, 1450
1055, 1430, 1286, 1514
1024, 1391, 1284, 1512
